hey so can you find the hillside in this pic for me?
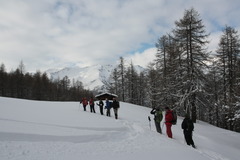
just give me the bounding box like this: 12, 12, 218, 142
0, 97, 240, 160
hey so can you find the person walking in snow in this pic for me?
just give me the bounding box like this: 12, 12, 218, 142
81, 97, 88, 111
165, 107, 173, 138
97, 99, 104, 115
181, 114, 196, 148
112, 97, 120, 119
105, 98, 111, 117
89, 97, 96, 113
150, 107, 163, 134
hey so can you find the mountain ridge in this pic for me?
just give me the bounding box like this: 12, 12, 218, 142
46, 64, 114, 90
46, 64, 145, 91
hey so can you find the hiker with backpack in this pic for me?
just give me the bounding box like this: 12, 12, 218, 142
105, 98, 112, 117
150, 107, 163, 134
112, 97, 120, 119
164, 107, 173, 138
181, 114, 196, 148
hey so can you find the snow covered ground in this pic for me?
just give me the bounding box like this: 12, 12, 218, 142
0, 97, 240, 160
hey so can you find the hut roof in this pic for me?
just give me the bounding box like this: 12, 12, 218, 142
95, 92, 118, 100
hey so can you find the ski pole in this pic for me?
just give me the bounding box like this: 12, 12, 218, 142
148, 116, 151, 130
162, 122, 165, 132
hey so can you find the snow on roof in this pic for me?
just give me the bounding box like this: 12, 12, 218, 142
95, 92, 118, 98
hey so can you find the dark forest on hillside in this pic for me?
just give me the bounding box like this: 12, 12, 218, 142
0, 62, 93, 101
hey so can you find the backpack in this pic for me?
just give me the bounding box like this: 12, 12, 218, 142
155, 111, 163, 123
187, 119, 194, 131
171, 110, 177, 125
109, 102, 113, 108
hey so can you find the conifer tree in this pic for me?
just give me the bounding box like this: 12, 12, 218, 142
216, 26, 240, 131
173, 8, 210, 122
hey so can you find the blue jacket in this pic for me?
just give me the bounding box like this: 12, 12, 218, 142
105, 100, 112, 109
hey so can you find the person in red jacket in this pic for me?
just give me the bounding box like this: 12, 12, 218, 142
165, 107, 173, 138
81, 97, 88, 111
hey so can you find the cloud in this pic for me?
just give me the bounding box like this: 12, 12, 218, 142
125, 48, 157, 68
0, 0, 240, 72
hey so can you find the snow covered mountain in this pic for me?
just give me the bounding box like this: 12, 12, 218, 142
46, 64, 114, 90
46, 64, 145, 91
1, 97, 240, 160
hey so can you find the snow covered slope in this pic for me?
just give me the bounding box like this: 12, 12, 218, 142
0, 97, 240, 160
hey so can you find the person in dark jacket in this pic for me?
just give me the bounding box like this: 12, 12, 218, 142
165, 107, 173, 138
89, 97, 95, 113
112, 98, 120, 119
150, 107, 163, 134
97, 100, 104, 115
181, 114, 195, 148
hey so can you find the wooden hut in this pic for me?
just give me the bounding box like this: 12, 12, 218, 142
95, 92, 118, 100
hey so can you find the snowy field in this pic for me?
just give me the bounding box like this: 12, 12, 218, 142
0, 97, 240, 160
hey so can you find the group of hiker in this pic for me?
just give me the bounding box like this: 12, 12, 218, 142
81, 97, 195, 148
150, 107, 196, 148
80, 97, 120, 119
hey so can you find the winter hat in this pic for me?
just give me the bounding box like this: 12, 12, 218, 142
185, 113, 190, 118
165, 107, 169, 110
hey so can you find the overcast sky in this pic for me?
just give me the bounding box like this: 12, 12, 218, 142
0, 0, 240, 72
